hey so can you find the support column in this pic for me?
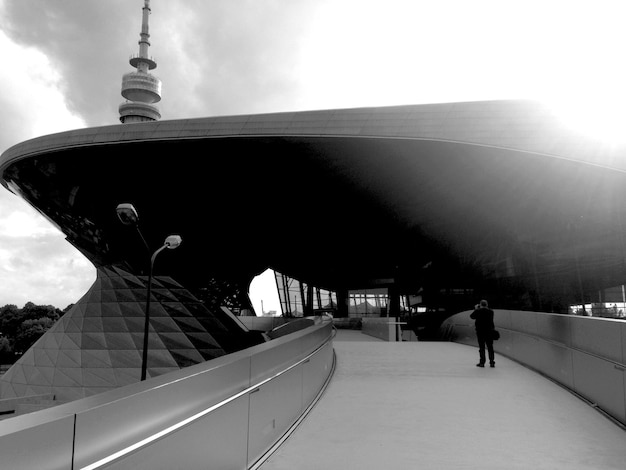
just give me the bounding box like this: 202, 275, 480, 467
336, 289, 349, 318
388, 284, 401, 317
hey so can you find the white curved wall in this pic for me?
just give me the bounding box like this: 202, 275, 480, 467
443, 310, 626, 425
0, 321, 334, 470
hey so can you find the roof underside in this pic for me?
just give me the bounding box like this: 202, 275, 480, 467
3, 101, 626, 311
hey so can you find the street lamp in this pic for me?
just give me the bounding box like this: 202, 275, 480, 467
116, 203, 150, 254
116, 203, 182, 381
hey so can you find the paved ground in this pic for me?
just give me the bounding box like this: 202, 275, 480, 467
261, 329, 626, 469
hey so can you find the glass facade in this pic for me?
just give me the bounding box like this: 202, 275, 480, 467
274, 271, 408, 318
275, 271, 337, 317
569, 284, 626, 318
275, 267, 626, 324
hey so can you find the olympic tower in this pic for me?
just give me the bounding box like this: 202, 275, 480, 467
119, 0, 162, 123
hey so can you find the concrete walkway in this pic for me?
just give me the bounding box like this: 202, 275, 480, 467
261, 330, 626, 469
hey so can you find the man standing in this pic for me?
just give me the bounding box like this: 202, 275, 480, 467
470, 300, 495, 368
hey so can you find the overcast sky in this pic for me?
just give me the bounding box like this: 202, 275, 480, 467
1, 0, 626, 312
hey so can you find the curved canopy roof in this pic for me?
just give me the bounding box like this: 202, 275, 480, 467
3, 100, 626, 311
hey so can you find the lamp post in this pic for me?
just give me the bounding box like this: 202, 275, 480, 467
116, 203, 150, 253
116, 203, 182, 381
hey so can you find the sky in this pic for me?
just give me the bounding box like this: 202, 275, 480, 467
1, 0, 626, 313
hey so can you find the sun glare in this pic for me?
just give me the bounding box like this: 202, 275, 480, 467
297, 0, 626, 147
544, 97, 626, 145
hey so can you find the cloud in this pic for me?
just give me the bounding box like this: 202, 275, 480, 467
0, 30, 85, 144
159, 0, 321, 116
4, 0, 626, 127
0, 7, 92, 309
0, 223, 95, 309
0, 193, 95, 307
0, 0, 323, 125
1, 0, 134, 126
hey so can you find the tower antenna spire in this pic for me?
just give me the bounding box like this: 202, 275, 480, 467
119, 0, 162, 123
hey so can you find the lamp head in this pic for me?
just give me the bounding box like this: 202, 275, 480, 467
164, 235, 182, 249
116, 203, 139, 225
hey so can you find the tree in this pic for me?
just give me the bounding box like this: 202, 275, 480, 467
62, 304, 74, 316
21, 302, 60, 323
13, 317, 55, 354
0, 304, 23, 339
0, 336, 13, 363
0, 302, 62, 358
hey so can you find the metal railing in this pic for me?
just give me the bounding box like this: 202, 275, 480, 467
0, 320, 335, 470
82, 325, 335, 469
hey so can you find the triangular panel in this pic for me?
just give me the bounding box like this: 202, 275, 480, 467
105, 332, 137, 350
0, 266, 266, 404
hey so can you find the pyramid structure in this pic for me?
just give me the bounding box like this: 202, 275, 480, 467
0, 267, 229, 403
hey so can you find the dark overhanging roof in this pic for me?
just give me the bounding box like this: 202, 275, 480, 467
2, 100, 626, 311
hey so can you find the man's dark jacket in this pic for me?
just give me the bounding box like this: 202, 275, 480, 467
470, 307, 494, 335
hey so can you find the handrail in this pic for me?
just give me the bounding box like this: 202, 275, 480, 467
81, 325, 334, 470
249, 348, 337, 470
495, 326, 626, 369
444, 310, 626, 427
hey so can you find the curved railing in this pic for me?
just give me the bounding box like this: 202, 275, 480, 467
0, 320, 335, 469
442, 310, 626, 426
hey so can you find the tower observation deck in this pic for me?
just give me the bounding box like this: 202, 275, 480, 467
119, 0, 162, 123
